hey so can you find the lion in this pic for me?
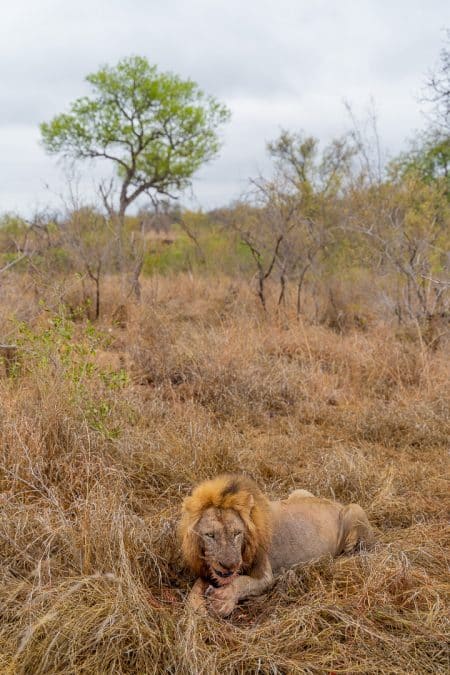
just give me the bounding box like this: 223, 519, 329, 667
180, 474, 374, 617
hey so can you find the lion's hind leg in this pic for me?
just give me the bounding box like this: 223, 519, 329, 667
339, 504, 374, 554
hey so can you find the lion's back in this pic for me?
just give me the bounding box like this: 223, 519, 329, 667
268, 498, 342, 573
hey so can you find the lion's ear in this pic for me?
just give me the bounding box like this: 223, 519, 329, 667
238, 492, 254, 518
246, 493, 255, 510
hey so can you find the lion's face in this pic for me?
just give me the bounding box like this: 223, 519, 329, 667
195, 507, 246, 586
180, 474, 273, 584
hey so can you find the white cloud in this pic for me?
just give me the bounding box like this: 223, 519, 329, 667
0, 0, 448, 213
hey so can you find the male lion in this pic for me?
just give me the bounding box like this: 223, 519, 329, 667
180, 474, 374, 617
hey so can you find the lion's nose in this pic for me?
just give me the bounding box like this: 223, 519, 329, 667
218, 562, 235, 575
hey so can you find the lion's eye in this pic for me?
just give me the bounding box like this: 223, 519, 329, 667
204, 532, 215, 539
234, 531, 242, 538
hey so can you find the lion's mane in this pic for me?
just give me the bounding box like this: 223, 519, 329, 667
180, 474, 273, 579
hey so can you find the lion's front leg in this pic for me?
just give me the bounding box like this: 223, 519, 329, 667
208, 557, 273, 617
187, 578, 209, 615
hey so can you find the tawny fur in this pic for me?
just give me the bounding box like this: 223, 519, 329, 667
180, 474, 374, 617
179, 474, 272, 579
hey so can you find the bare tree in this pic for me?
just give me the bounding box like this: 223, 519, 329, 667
233, 130, 354, 316
230, 202, 283, 311
424, 30, 450, 132
345, 173, 449, 322
344, 99, 385, 185
61, 206, 115, 320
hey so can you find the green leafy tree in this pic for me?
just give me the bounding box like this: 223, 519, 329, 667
40, 55, 230, 228
392, 133, 450, 200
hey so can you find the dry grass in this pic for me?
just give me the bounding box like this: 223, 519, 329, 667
0, 274, 449, 674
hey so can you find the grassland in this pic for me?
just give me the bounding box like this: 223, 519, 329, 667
0, 274, 449, 674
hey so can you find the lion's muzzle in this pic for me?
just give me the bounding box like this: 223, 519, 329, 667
214, 568, 236, 583
212, 571, 238, 586
210, 562, 240, 586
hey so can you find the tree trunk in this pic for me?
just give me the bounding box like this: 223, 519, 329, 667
95, 276, 100, 320
257, 273, 267, 311
131, 259, 143, 301
116, 208, 126, 276
278, 270, 286, 306
296, 263, 311, 318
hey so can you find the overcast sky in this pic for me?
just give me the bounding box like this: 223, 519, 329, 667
1, 0, 449, 214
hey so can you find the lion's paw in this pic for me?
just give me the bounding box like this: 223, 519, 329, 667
207, 585, 238, 617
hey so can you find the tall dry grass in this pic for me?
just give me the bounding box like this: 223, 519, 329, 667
0, 274, 449, 674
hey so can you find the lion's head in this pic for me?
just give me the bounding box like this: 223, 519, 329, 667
180, 474, 273, 587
